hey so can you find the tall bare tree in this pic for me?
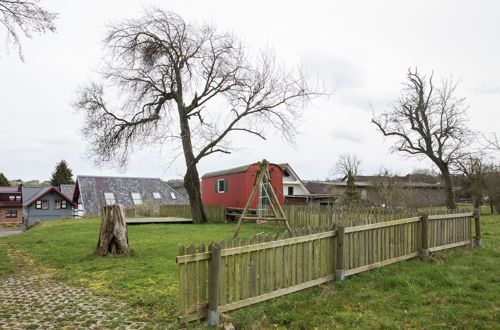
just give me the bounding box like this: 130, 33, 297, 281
74, 9, 321, 223
0, 0, 57, 61
332, 153, 362, 179
372, 68, 472, 209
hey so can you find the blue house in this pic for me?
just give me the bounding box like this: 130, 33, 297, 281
22, 186, 76, 225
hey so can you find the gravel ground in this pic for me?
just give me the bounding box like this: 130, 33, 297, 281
0, 274, 149, 329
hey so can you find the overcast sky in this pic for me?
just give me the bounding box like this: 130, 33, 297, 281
1, 0, 499, 182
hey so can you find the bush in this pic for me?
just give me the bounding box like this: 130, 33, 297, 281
136, 199, 157, 217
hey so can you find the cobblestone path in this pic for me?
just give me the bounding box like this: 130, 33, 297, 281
0, 274, 148, 329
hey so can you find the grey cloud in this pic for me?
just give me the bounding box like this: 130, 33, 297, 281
330, 128, 365, 144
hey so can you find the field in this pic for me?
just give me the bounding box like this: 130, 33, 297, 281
0, 212, 499, 328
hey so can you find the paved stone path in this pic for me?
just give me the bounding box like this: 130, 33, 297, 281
0, 274, 148, 329
0, 229, 22, 238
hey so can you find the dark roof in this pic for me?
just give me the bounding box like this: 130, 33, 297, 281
22, 186, 77, 207
306, 179, 442, 190
303, 181, 338, 195
0, 186, 21, 193
59, 184, 76, 200
75, 175, 189, 216
202, 164, 252, 179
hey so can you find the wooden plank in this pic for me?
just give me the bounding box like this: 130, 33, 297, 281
178, 246, 187, 314
428, 212, 474, 220
227, 240, 234, 303
199, 243, 207, 304
275, 239, 283, 290
219, 241, 227, 306
345, 217, 421, 233
345, 252, 419, 276
428, 240, 472, 252
284, 235, 290, 288
250, 236, 257, 297
241, 238, 249, 300
186, 245, 197, 310
176, 230, 337, 263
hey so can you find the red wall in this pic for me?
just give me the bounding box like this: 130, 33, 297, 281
202, 163, 284, 209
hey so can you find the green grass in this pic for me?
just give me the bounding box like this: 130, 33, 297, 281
1, 213, 499, 328
0, 218, 279, 327
228, 213, 500, 329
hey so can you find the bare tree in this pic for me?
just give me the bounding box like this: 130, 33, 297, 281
332, 153, 362, 179
372, 68, 472, 209
74, 9, 321, 223
0, 0, 57, 61
483, 132, 500, 152
452, 155, 488, 208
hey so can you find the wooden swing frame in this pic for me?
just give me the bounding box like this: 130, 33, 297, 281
233, 160, 292, 238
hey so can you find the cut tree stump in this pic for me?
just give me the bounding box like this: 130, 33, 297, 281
95, 204, 130, 256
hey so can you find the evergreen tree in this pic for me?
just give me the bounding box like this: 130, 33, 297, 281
50, 160, 75, 186
343, 170, 360, 206
0, 173, 10, 186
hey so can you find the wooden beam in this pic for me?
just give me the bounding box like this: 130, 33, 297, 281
345, 252, 419, 276
428, 212, 474, 220
344, 217, 421, 233
428, 240, 472, 253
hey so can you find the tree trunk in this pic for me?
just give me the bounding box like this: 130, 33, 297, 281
439, 165, 457, 209
95, 204, 130, 256
179, 111, 207, 224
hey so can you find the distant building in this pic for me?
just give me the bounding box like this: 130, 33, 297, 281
0, 186, 23, 224
201, 163, 284, 209
278, 163, 312, 205
22, 186, 76, 224
73, 175, 189, 217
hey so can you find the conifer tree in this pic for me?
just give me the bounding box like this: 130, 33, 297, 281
343, 170, 360, 206
0, 173, 10, 186
50, 160, 75, 186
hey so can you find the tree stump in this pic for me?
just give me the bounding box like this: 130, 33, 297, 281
95, 204, 130, 256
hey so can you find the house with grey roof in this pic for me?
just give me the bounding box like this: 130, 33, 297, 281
22, 186, 76, 225
73, 175, 189, 217
59, 184, 76, 200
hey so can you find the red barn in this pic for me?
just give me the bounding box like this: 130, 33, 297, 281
201, 163, 284, 209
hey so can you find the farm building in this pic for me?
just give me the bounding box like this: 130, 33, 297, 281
201, 163, 284, 209
278, 163, 312, 205
305, 175, 446, 208
73, 175, 189, 217
22, 186, 76, 224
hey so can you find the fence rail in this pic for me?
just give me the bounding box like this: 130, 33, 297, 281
176, 210, 480, 323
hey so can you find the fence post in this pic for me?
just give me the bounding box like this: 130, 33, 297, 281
420, 214, 430, 256
474, 208, 482, 247
207, 242, 222, 326
335, 224, 346, 281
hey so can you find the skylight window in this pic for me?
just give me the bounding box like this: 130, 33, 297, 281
131, 192, 142, 205
104, 192, 115, 205
170, 191, 177, 200
153, 192, 161, 199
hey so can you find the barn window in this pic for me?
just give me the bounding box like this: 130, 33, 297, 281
104, 192, 116, 205
216, 179, 227, 193
5, 210, 17, 218
131, 193, 143, 205
288, 187, 294, 196
153, 192, 161, 199
170, 191, 177, 200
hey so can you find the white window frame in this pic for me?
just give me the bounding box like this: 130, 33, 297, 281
36, 200, 42, 209
61, 200, 68, 209
54, 200, 61, 209
41, 200, 49, 210
153, 192, 162, 199
104, 192, 116, 205
131, 192, 142, 205
216, 179, 226, 193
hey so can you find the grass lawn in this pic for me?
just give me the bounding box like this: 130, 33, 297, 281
0, 218, 279, 327
1, 211, 499, 329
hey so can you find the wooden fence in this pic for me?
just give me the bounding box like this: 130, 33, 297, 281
159, 204, 226, 223
176, 210, 481, 323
